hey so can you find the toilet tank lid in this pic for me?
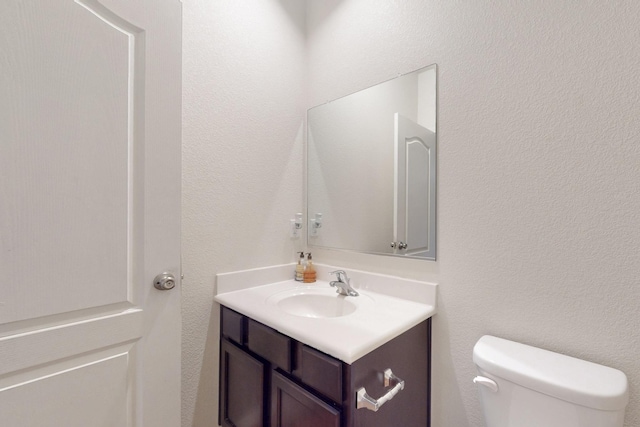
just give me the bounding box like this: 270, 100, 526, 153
473, 335, 628, 411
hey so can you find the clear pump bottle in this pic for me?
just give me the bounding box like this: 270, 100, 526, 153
295, 251, 305, 281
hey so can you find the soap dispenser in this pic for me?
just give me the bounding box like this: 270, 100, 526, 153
295, 251, 305, 281
303, 253, 316, 283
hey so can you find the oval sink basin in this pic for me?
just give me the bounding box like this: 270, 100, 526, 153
266, 287, 370, 319
277, 294, 356, 318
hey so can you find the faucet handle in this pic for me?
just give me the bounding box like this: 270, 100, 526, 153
330, 270, 349, 283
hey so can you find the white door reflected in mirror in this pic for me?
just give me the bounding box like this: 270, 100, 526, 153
394, 113, 436, 259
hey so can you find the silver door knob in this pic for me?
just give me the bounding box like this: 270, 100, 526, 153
154, 272, 176, 290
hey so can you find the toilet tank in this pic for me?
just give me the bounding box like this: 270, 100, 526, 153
473, 335, 628, 427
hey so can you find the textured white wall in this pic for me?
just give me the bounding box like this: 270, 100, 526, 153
182, 1, 306, 425
307, 1, 640, 426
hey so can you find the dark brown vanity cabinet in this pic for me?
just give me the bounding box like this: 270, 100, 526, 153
219, 306, 431, 427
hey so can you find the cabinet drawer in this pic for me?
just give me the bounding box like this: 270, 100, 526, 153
298, 345, 343, 403
221, 307, 245, 345
247, 319, 292, 371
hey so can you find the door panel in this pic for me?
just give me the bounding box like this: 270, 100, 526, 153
394, 113, 436, 258
0, 1, 181, 425
0, 310, 142, 377
0, 351, 130, 427
1, 0, 134, 323
406, 139, 431, 250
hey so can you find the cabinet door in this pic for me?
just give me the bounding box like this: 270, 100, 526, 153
220, 339, 266, 427
271, 370, 341, 427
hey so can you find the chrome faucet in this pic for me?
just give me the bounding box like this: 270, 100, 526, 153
330, 270, 359, 297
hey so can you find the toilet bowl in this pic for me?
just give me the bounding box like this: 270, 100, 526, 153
473, 335, 628, 427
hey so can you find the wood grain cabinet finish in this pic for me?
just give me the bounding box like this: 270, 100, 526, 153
219, 339, 267, 427
294, 345, 343, 403
221, 305, 245, 345
247, 319, 293, 372
271, 370, 341, 427
219, 306, 431, 427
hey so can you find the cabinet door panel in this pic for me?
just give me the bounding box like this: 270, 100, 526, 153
271, 371, 340, 427
220, 339, 266, 427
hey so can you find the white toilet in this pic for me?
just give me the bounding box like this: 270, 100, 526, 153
473, 335, 629, 427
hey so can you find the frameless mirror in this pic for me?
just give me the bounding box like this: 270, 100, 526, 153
307, 64, 436, 259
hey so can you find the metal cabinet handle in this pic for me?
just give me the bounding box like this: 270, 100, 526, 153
356, 369, 405, 412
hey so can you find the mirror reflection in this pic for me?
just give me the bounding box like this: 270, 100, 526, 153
307, 64, 437, 259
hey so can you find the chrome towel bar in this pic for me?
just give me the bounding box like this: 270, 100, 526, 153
356, 369, 405, 412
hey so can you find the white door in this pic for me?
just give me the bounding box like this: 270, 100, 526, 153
394, 113, 436, 258
0, 1, 181, 426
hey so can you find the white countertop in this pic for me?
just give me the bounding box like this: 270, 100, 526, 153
214, 263, 437, 364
